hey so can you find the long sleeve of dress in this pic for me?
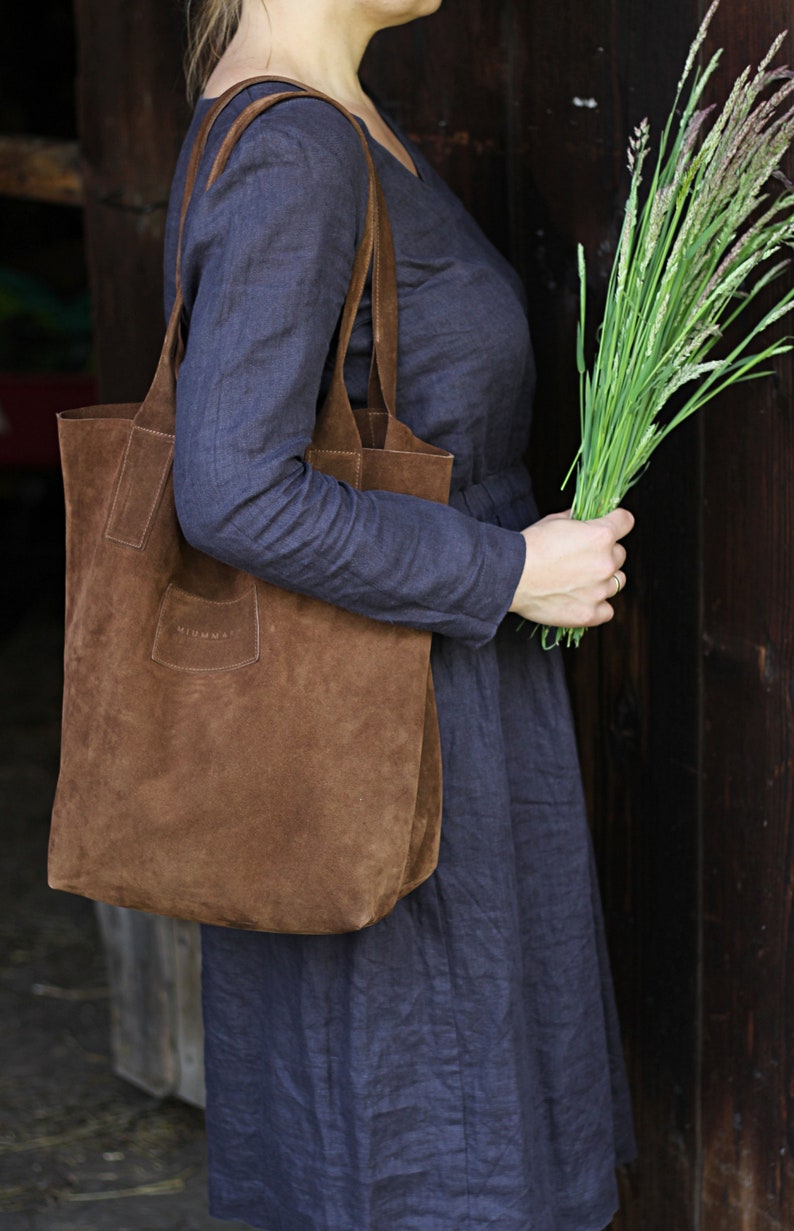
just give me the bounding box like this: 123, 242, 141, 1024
172, 99, 528, 648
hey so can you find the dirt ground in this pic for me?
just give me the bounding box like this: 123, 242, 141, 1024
0, 475, 251, 1230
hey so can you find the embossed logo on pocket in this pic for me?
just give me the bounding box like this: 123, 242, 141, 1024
152, 584, 259, 672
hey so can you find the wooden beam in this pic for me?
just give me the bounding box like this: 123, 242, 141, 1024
0, 136, 83, 206
74, 0, 190, 402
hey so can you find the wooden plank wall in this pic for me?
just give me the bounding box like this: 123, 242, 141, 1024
366, 2, 792, 1229
364, 6, 701, 1227
74, 0, 189, 400
72, 0, 202, 1104
699, 4, 794, 1228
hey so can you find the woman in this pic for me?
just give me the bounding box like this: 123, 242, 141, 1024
165, 0, 638, 1227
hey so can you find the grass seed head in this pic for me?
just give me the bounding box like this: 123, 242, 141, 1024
547, 9, 794, 649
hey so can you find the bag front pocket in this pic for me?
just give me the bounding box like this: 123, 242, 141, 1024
152, 584, 260, 672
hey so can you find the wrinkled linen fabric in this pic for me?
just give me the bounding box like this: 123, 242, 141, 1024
163, 82, 637, 1231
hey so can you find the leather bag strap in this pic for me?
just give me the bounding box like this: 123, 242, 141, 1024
203, 85, 398, 418
135, 77, 398, 442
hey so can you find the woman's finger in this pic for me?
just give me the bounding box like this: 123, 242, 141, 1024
604, 570, 626, 600
597, 507, 635, 540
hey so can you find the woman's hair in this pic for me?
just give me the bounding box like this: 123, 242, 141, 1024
184, 0, 244, 101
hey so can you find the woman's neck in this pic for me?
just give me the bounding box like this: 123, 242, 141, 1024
206, 0, 373, 108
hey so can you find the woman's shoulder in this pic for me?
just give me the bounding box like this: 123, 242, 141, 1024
164, 78, 371, 316
194, 79, 373, 182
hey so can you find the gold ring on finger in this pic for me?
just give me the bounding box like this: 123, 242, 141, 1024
612, 573, 623, 597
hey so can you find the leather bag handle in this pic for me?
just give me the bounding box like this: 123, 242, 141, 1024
203, 84, 398, 420
134, 78, 398, 446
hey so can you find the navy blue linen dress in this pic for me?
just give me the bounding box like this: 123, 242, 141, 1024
164, 82, 637, 1231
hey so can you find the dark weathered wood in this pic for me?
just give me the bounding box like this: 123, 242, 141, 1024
95, 905, 206, 1106
172, 919, 206, 1107
699, 4, 794, 1228
367, 6, 703, 1229
74, 0, 189, 401
366, 0, 516, 251
95, 904, 178, 1097
0, 136, 83, 205
507, 8, 703, 1228
73, 0, 199, 1102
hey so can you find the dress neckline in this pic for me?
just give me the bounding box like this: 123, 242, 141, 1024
354, 111, 423, 183
196, 82, 425, 185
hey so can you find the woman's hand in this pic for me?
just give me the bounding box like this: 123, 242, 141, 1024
509, 508, 635, 629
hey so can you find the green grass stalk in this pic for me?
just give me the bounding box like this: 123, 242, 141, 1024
542, 0, 794, 648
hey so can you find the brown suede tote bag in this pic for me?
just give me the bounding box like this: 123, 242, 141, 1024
48, 82, 453, 933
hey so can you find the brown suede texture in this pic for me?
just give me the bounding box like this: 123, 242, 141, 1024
48, 84, 454, 934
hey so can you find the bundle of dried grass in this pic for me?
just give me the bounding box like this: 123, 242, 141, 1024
547, 0, 794, 647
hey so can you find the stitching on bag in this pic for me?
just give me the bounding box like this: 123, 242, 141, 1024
307, 448, 363, 487
165, 584, 257, 608
103, 431, 135, 541
371, 451, 434, 459
134, 442, 174, 546
152, 653, 260, 673
134, 426, 175, 441
150, 584, 173, 662
105, 428, 174, 549
368, 410, 383, 447
151, 583, 260, 672
374, 200, 383, 357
